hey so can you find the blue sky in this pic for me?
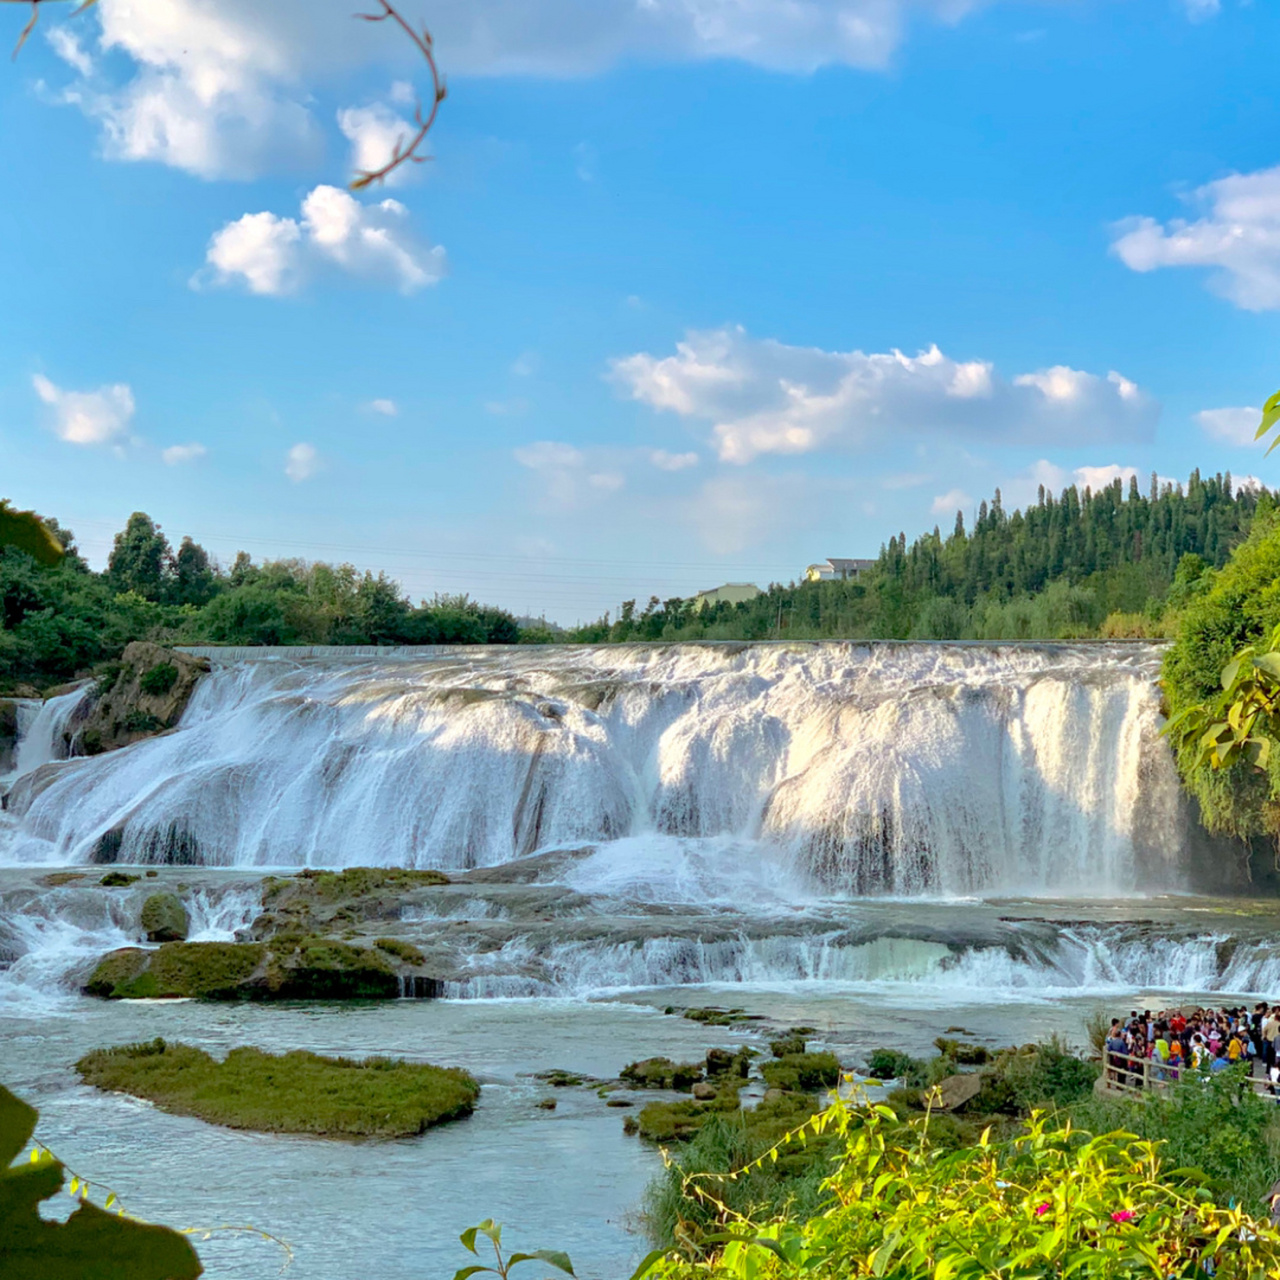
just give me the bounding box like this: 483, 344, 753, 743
2, 0, 1279, 623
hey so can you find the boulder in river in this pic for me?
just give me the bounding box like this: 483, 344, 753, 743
140, 892, 189, 942
70, 642, 210, 757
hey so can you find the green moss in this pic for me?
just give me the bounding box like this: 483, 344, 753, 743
769, 1033, 808, 1057
40, 871, 87, 888
760, 1052, 841, 1093
374, 937, 425, 965
934, 1036, 992, 1065
75, 1039, 479, 1137
678, 1006, 760, 1026
99, 872, 140, 887
296, 867, 451, 899
865, 1048, 928, 1085
84, 949, 150, 998
620, 1057, 704, 1091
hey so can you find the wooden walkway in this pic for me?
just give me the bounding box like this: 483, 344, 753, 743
1098, 1051, 1274, 1099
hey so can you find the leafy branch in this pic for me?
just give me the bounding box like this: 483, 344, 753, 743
1163, 623, 1280, 772
351, 1, 447, 190
1257, 391, 1280, 455
452, 1219, 575, 1280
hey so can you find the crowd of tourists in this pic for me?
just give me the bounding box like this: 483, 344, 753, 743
1104, 1004, 1280, 1087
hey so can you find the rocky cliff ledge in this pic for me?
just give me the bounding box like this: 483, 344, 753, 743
70, 642, 210, 756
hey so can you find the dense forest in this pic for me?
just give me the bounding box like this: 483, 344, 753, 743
578, 470, 1269, 644
0, 470, 1270, 689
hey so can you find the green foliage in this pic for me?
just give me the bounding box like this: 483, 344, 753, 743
0, 501, 527, 691
760, 1053, 840, 1093
453, 1219, 575, 1280
0, 502, 63, 567
1163, 511, 1280, 841
864, 1048, 927, 1086
137, 662, 179, 696
75, 1039, 479, 1138
641, 1111, 836, 1254
374, 936, 426, 964
636, 1096, 1280, 1279
573, 470, 1263, 645
1071, 1066, 1280, 1210
622, 1057, 705, 1091
0, 1082, 201, 1280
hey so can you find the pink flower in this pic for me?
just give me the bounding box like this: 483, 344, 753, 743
1035, 1203, 1051, 1216
1111, 1210, 1136, 1223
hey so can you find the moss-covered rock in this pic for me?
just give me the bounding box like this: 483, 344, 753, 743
75, 1039, 479, 1137
374, 937, 425, 965
70, 643, 210, 757
620, 1057, 704, 1092
140, 892, 188, 943
252, 867, 452, 937
83, 936, 401, 1001
99, 871, 140, 887
760, 1051, 841, 1093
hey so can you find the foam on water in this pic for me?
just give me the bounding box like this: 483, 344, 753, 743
0, 643, 1186, 897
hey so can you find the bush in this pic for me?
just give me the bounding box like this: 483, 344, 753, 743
864, 1048, 926, 1086
138, 662, 179, 695
1163, 510, 1280, 840
636, 1097, 1280, 1278
761, 1053, 841, 1093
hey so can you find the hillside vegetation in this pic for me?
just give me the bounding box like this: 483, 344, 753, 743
0, 471, 1268, 690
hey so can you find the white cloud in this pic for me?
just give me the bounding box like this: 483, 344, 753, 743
47, 26, 94, 76
46, 1, 1221, 180
285, 442, 320, 482
162, 442, 207, 464
201, 184, 445, 296
1112, 164, 1280, 310
648, 449, 699, 471
366, 398, 398, 417
1195, 406, 1262, 447
511, 351, 539, 378
1074, 463, 1139, 492
338, 102, 416, 186
514, 441, 628, 510
1182, 0, 1220, 20
931, 488, 972, 516
611, 327, 1157, 464
32, 373, 135, 446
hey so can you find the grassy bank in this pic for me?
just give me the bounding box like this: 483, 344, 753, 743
75, 1039, 479, 1138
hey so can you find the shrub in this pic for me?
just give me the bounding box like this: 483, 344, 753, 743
864, 1048, 926, 1086
761, 1053, 841, 1093
138, 662, 179, 696
636, 1096, 1280, 1278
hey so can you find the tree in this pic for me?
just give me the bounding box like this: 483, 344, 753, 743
0, 501, 63, 567
107, 514, 172, 602
173, 537, 218, 608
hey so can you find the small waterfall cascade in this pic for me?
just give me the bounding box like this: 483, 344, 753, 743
0, 642, 1185, 897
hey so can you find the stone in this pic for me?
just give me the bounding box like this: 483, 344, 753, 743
140, 892, 189, 942
933, 1073, 984, 1112
70, 643, 211, 757
691, 1082, 718, 1101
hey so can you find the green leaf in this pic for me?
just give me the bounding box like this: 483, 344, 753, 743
451, 1268, 495, 1280
508, 1250, 576, 1275
626, 1249, 672, 1280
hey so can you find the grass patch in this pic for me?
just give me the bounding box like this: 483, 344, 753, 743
75, 1039, 479, 1138
264, 867, 451, 904
621, 1057, 705, 1091
374, 937, 425, 965
761, 1052, 841, 1093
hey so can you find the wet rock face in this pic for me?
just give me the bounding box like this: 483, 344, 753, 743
140, 892, 189, 942
70, 642, 210, 757
0, 699, 18, 773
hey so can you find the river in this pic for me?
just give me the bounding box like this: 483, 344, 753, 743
2, 642, 1278, 1279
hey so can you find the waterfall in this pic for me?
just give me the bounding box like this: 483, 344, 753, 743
0, 642, 1186, 897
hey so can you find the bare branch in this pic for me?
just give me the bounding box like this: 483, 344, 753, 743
3, 0, 96, 60
349, 1, 446, 191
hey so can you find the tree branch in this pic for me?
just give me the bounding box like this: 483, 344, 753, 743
350, 1, 446, 190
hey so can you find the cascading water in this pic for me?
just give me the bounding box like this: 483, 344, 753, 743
0, 642, 1186, 897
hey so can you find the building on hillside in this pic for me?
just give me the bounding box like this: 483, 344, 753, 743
804, 557, 876, 582
692, 582, 762, 612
